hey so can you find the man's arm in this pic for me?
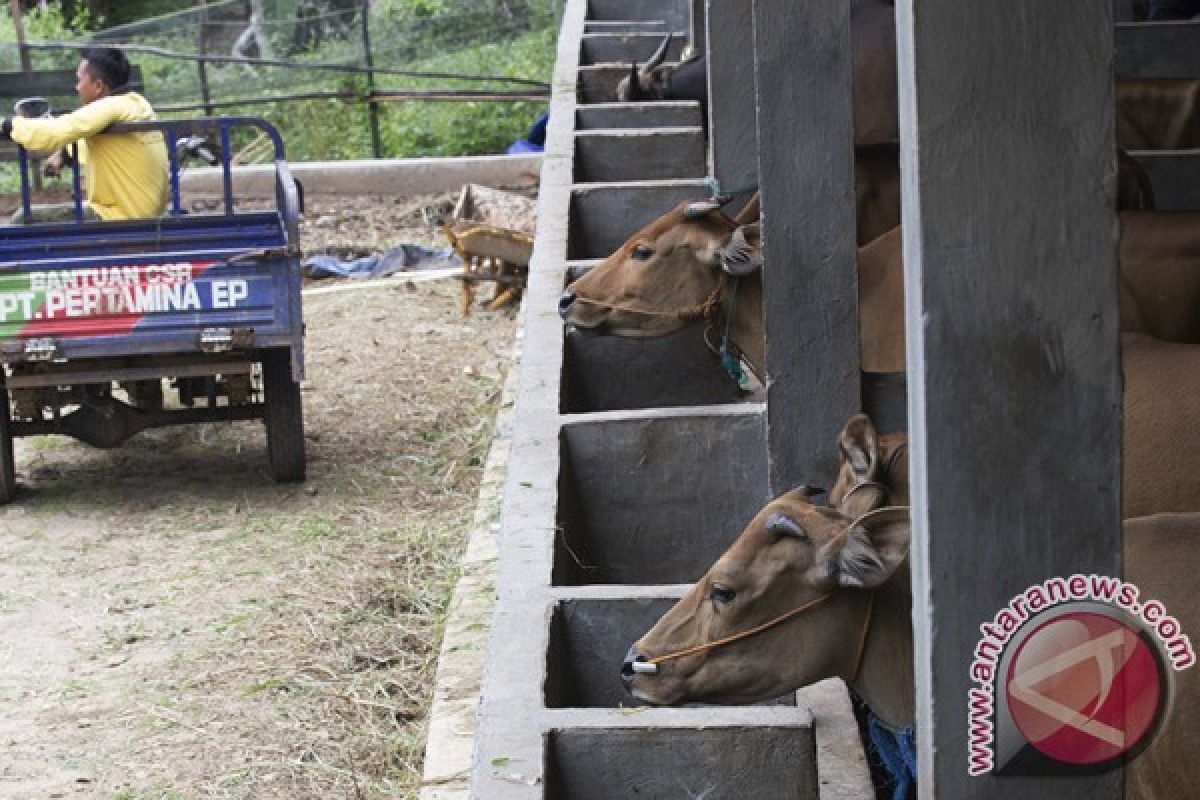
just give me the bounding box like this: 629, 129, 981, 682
7, 98, 123, 154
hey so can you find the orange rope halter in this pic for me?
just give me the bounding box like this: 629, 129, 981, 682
569, 271, 729, 322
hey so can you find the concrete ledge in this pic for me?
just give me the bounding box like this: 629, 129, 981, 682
419, 360, 518, 800
796, 678, 876, 800
180, 154, 543, 198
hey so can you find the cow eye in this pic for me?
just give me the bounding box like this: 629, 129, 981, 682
631, 244, 655, 261
710, 585, 736, 605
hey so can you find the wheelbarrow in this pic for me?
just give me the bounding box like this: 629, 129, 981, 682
439, 223, 534, 315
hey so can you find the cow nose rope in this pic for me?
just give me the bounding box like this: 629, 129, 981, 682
633, 506, 907, 680
569, 271, 728, 323
635, 590, 875, 686
569, 272, 758, 385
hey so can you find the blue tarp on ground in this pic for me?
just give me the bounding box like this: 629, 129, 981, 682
303, 243, 461, 280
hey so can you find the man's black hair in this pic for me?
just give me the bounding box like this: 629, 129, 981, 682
80, 47, 132, 91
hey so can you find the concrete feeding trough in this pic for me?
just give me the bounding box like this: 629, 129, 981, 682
559, 259, 752, 413
573, 128, 705, 183
576, 101, 703, 130
578, 32, 687, 66
543, 726, 818, 800
577, 64, 668, 104
560, 327, 749, 413
456, 1, 877, 797
544, 596, 798, 708
554, 408, 768, 585
567, 181, 709, 260
583, 20, 669, 33
545, 596, 679, 707
584, 0, 684, 25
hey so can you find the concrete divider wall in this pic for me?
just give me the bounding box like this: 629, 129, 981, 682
466, 1, 874, 797
180, 154, 542, 198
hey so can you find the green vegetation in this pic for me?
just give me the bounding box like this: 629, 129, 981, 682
1, 1, 557, 161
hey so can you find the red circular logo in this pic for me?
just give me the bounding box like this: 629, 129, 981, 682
1005, 611, 1165, 765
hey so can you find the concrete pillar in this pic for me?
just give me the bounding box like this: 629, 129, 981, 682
896, 0, 1122, 797
707, 0, 758, 194
752, 0, 859, 495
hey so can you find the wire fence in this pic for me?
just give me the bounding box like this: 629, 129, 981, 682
1, 0, 560, 161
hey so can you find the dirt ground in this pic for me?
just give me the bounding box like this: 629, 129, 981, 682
0, 196, 520, 799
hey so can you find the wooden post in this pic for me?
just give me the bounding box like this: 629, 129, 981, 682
9, 0, 41, 191
9, 0, 31, 73
752, 0, 859, 495
689, 0, 706, 53
896, 0, 1122, 796
197, 0, 215, 117
706, 0, 757, 193
360, 0, 384, 159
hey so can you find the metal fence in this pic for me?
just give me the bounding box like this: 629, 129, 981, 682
1, 0, 559, 160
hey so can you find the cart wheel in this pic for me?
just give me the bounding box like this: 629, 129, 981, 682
0, 389, 15, 504
261, 349, 305, 483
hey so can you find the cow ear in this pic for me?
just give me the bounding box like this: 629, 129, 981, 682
718, 223, 763, 276
765, 512, 806, 540
838, 414, 881, 485
821, 507, 910, 589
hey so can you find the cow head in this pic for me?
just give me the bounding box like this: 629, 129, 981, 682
615, 33, 674, 102
560, 197, 759, 338
622, 486, 910, 706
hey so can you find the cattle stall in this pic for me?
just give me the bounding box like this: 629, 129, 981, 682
465, 0, 1200, 798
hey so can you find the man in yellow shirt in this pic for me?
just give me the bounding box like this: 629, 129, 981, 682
1, 48, 169, 224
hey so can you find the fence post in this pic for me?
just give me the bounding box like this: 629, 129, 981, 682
752, 0, 859, 494
197, 0, 215, 117
897, 1, 1122, 795
8, 0, 31, 72
360, 0, 384, 159
9, 0, 42, 191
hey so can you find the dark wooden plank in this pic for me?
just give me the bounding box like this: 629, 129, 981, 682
1116, 21, 1200, 78
753, 0, 859, 495
690, 0, 706, 53
708, 0, 759, 195
896, 0, 1122, 796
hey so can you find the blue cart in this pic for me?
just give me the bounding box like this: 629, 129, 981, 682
0, 117, 306, 501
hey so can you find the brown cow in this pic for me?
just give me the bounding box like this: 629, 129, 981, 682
563, 211, 1200, 379
625, 410, 1199, 799
1118, 79, 1200, 151
832, 331, 1200, 518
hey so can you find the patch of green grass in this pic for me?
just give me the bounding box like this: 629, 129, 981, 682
58, 679, 90, 700
110, 786, 185, 800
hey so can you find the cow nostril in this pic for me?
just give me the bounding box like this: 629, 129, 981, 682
558, 290, 576, 319
621, 646, 651, 689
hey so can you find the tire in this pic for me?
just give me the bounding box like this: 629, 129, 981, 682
0, 388, 15, 504
261, 349, 306, 483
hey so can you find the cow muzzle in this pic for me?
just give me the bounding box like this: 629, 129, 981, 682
621, 645, 656, 692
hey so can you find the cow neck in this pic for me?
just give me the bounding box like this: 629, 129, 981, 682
842, 444, 914, 728
724, 270, 763, 376
849, 559, 915, 729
